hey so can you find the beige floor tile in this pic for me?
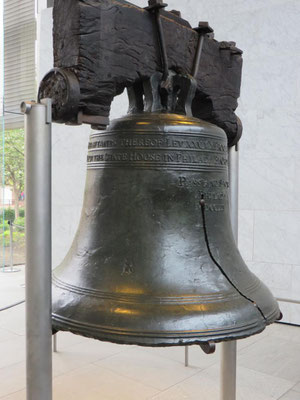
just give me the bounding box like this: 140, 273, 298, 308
52, 331, 86, 350
0, 328, 19, 343
0, 336, 25, 369
95, 346, 200, 391
293, 382, 300, 393
267, 323, 300, 345
0, 390, 25, 400
279, 390, 300, 400
150, 370, 276, 400
201, 363, 294, 399
0, 267, 25, 308
0, 362, 25, 398
53, 364, 160, 400
0, 305, 25, 336
52, 338, 126, 375
142, 344, 219, 370
237, 335, 300, 382
149, 375, 219, 400
237, 328, 270, 351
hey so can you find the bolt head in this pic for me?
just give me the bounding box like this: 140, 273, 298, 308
148, 0, 163, 5
198, 21, 209, 28
194, 21, 214, 34
146, 0, 167, 10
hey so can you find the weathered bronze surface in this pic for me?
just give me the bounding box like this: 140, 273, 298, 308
39, 0, 243, 146
52, 112, 280, 346
47, 0, 280, 347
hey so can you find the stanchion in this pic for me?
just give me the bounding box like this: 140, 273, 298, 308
22, 99, 52, 400
220, 144, 239, 400
1, 221, 21, 273
184, 346, 189, 367
221, 340, 237, 400
7, 221, 20, 272
53, 334, 57, 353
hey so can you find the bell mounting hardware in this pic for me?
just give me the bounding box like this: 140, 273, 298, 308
39, 0, 243, 146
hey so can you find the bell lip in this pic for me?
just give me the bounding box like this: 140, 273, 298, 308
52, 308, 279, 347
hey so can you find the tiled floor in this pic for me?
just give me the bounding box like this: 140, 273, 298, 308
0, 266, 300, 399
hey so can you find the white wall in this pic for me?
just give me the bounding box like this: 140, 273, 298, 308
37, 0, 47, 13
38, 0, 300, 324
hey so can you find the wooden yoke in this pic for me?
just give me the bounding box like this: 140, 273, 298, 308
39, 0, 243, 145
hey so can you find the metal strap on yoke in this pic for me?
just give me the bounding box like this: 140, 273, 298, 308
192, 22, 214, 78
145, 0, 169, 82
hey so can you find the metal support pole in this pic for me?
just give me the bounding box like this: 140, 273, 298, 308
221, 340, 237, 400
53, 334, 57, 353
9, 221, 13, 270
1, 221, 20, 273
22, 99, 52, 400
184, 346, 189, 367
220, 144, 239, 400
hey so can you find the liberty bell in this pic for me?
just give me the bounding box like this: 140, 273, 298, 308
39, 0, 281, 348
49, 71, 280, 347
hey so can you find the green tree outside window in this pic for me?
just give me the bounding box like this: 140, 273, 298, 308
1, 129, 24, 219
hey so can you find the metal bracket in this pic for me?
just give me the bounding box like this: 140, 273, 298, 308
145, 0, 169, 82
76, 113, 109, 131
192, 22, 214, 78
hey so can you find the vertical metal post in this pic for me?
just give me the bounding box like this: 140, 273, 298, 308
2, 222, 20, 273
220, 340, 237, 400
22, 99, 52, 400
9, 221, 13, 271
53, 334, 57, 353
184, 346, 189, 367
220, 144, 239, 400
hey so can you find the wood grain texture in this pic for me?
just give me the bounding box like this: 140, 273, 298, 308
52, 0, 243, 144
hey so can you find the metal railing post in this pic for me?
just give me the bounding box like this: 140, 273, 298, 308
53, 334, 57, 353
184, 346, 189, 367
9, 220, 13, 270
22, 99, 52, 400
220, 144, 239, 400
1, 221, 20, 273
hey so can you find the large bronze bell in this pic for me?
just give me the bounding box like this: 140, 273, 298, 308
52, 75, 280, 345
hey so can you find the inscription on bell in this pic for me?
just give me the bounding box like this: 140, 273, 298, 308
87, 133, 228, 170
178, 177, 229, 188
87, 151, 227, 166
177, 177, 228, 212
89, 136, 227, 153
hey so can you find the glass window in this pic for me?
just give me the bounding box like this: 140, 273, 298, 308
0, 0, 36, 270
